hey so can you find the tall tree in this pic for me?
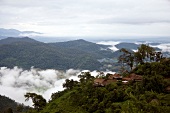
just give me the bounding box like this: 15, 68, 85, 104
63, 79, 78, 90
24, 92, 46, 111
78, 72, 94, 83
135, 44, 155, 64
118, 48, 135, 71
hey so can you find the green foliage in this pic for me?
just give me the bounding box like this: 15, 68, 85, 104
26, 58, 170, 113
133, 59, 170, 78
63, 79, 78, 90
1, 39, 168, 113
0, 38, 117, 70
118, 48, 135, 70
3, 108, 13, 113
24, 92, 46, 111
0, 95, 30, 113
142, 74, 165, 93
78, 72, 95, 84
118, 44, 163, 72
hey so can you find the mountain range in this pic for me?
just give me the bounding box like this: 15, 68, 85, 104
0, 28, 42, 39
0, 37, 169, 71
0, 37, 113, 70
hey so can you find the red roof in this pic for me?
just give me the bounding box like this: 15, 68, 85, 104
108, 73, 122, 79
122, 73, 142, 81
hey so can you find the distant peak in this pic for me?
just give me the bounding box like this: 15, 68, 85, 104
0, 37, 40, 45
76, 39, 86, 41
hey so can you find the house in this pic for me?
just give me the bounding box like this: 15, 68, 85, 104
94, 78, 117, 87
122, 73, 142, 83
108, 73, 122, 80
129, 73, 142, 81
94, 78, 106, 87
94, 73, 142, 87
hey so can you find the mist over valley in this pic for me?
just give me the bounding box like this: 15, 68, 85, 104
0, 36, 170, 108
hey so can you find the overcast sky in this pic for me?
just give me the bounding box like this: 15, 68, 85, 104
0, 0, 170, 38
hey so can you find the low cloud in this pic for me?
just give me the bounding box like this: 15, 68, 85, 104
97, 41, 120, 51
0, 66, 115, 106
0, 67, 80, 106
151, 43, 170, 52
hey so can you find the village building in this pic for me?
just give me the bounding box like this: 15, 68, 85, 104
94, 73, 143, 87
108, 73, 122, 80
94, 73, 122, 86
94, 78, 106, 87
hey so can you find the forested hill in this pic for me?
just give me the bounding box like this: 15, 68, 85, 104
0, 95, 29, 113
24, 44, 170, 113
0, 37, 40, 45
0, 37, 115, 70
49, 39, 113, 59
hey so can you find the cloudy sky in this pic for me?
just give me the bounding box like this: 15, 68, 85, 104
0, 0, 170, 38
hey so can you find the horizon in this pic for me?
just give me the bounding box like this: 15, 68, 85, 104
1, 28, 170, 43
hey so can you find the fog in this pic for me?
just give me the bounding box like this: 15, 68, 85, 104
151, 43, 170, 52
0, 66, 115, 106
97, 41, 120, 51
0, 67, 80, 106
97, 41, 170, 53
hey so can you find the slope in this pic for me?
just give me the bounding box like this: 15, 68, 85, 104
0, 38, 102, 70
0, 37, 40, 45
49, 39, 114, 59
0, 95, 29, 113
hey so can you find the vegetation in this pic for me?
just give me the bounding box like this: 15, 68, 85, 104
24, 93, 46, 111
0, 95, 30, 113
23, 44, 170, 113
0, 38, 106, 70
118, 44, 163, 71
1, 38, 170, 113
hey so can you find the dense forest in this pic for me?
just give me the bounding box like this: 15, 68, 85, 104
14, 44, 170, 113
0, 95, 30, 113
0, 37, 109, 70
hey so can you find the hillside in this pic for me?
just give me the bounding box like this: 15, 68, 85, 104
0, 37, 167, 71
0, 37, 40, 45
115, 42, 139, 50
49, 39, 113, 59
0, 95, 29, 113
0, 28, 42, 37
25, 58, 170, 113
0, 37, 114, 70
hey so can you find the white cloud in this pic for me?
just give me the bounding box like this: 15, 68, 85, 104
151, 43, 170, 52
97, 41, 120, 51
0, 66, 80, 106
0, 66, 115, 106
0, 0, 170, 37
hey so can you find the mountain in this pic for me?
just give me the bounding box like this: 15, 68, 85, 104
0, 37, 40, 45
115, 42, 162, 51
0, 38, 110, 70
115, 42, 139, 50
0, 95, 29, 113
0, 28, 42, 37
0, 28, 20, 36
0, 37, 167, 71
49, 39, 113, 59
26, 59, 170, 113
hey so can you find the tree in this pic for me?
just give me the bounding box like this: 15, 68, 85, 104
155, 52, 163, 62
78, 72, 94, 83
118, 48, 135, 71
63, 79, 78, 90
135, 44, 156, 64
4, 108, 13, 113
24, 92, 46, 111
142, 74, 165, 93
118, 44, 163, 71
